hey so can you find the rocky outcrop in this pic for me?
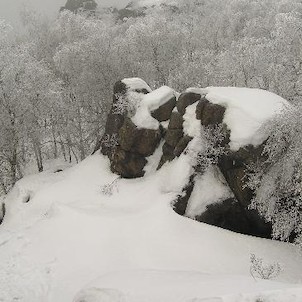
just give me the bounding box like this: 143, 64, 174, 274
99, 78, 277, 238
158, 92, 200, 169
111, 117, 162, 178
214, 144, 272, 237
101, 79, 176, 178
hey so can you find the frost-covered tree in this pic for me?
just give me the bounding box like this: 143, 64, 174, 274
53, 11, 117, 160
2, 0, 302, 198
0, 34, 61, 190
247, 103, 302, 245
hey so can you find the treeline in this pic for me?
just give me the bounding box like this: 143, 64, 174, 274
1, 0, 302, 193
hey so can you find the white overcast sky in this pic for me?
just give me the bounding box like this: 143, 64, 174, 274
0, 0, 130, 28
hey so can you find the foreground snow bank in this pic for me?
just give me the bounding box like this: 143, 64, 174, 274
74, 270, 302, 302
0, 154, 302, 302
187, 87, 288, 150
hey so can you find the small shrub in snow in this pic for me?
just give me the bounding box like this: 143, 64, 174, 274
100, 177, 120, 196
250, 253, 282, 280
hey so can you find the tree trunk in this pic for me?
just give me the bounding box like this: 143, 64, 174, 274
58, 132, 67, 161
51, 117, 58, 159
32, 139, 43, 172
76, 105, 86, 160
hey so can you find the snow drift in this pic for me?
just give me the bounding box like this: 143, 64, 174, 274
0, 153, 302, 302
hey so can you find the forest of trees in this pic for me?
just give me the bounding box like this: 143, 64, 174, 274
1, 0, 302, 242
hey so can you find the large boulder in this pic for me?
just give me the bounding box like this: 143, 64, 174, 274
111, 117, 161, 177
101, 79, 179, 178
171, 90, 272, 238
100, 78, 152, 176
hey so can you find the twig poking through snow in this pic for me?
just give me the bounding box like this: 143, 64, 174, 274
100, 177, 120, 196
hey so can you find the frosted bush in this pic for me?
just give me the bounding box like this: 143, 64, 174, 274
246, 104, 302, 245
250, 254, 282, 280
188, 124, 227, 172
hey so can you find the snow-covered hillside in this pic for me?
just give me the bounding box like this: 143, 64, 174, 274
1, 152, 302, 302
0, 82, 301, 302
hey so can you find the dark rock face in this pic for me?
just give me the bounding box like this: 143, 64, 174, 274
196, 97, 226, 126
197, 198, 272, 238
177, 92, 201, 115
174, 136, 192, 157
101, 80, 162, 178
215, 144, 272, 237
158, 143, 176, 169
101, 81, 128, 157
151, 97, 176, 122
165, 129, 183, 148
218, 145, 263, 208
119, 118, 161, 157
157, 109, 190, 169
111, 149, 147, 178
169, 111, 183, 129
157, 93, 200, 169
111, 119, 161, 177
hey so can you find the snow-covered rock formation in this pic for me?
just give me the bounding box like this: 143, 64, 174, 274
1, 77, 299, 302
100, 78, 288, 237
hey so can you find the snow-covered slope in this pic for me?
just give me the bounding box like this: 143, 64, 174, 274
1, 153, 302, 302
